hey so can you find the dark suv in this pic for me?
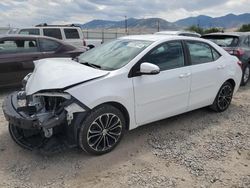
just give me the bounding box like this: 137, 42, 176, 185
202, 32, 250, 86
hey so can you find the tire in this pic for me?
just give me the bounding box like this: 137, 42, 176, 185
241, 64, 250, 86
78, 104, 125, 155
9, 124, 46, 150
210, 82, 234, 112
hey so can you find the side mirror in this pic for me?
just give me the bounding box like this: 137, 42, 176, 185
140, 62, 160, 75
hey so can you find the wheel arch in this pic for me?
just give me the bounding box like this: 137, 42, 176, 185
226, 78, 236, 90
94, 101, 130, 131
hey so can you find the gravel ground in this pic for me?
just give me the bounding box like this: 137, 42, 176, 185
0, 85, 249, 188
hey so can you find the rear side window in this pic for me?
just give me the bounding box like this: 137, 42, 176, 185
0, 39, 38, 54
211, 48, 221, 61
244, 36, 250, 47
19, 29, 40, 35
186, 41, 214, 65
43, 29, 62, 39
142, 41, 185, 71
202, 35, 239, 47
39, 39, 60, 52
64, 29, 80, 39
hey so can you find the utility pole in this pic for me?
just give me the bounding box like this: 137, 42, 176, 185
157, 19, 160, 32
125, 16, 128, 34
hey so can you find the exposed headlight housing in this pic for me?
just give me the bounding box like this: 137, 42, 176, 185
22, 73, 33, 88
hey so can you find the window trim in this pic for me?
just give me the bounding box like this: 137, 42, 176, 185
64, 28, 80, 39
19, 28, 40, 35
0, 38, 39, 54
38, 38, 62, 52
42, 28, 63, 40
184, 40, 222, 66
128, 40, 188, 78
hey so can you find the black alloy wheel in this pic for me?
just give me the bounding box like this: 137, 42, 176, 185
210, 81, 234, 112
78, 104, 125, 155
241, 64, 250, 86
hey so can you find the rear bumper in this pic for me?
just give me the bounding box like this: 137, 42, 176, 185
2, 92, 39, 129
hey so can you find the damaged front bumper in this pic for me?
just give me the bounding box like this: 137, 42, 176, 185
3, 92, 39, 129
2, 91, 89, 151
3, 91, 69, 130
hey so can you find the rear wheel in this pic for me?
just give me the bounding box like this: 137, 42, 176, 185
210, 82, 234, 112
78, 105, 125, 155
9, 124, 46, 150
241, 64, 250, 86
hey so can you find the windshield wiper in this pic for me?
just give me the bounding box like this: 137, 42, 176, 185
80, 61, 102, 69
72, 56, 79, 62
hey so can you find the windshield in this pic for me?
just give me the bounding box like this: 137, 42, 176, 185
78, 39, 152, 70
202, 35, 239, 47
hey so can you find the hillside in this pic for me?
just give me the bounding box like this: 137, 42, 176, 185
81, 13, 250, 30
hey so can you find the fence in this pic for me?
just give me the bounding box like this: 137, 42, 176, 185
0, 27, 10, 34
1, 26, 157, 42
82, 28, 157, 42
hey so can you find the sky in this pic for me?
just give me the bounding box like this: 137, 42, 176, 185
0, 0, 249, 27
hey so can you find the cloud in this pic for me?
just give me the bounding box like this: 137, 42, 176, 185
0, 0, 249, 27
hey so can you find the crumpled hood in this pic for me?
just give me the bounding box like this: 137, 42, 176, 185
26, 58, 109, 95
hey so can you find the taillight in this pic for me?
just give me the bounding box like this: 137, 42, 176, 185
237, 61, 243, 69
233, 48, 245, 57
83, 39, 86, 47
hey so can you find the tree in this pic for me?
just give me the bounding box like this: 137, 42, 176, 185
203, 27, 223, 34
238, 24, 250, 32
186, 25, 204, 34
186, 25, 224, 35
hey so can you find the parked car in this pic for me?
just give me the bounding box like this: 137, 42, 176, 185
202, 32, 250, 85
16, 24, 102, 49
155, 30, 201, 37
0, 34, 86, 87
3, 35, 242, 155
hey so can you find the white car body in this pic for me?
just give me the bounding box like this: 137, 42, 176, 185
155, 30, 201, 38
26, 35, 242, 130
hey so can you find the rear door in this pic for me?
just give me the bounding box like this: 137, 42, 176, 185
185, 40, 224, 110
38, 38, 65, 58
0, 38, 42, 86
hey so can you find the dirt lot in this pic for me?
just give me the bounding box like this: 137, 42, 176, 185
0, 84, 249, 188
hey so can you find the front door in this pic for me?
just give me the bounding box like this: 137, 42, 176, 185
132, 41, 191, 125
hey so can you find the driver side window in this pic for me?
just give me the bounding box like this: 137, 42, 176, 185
141, 41, 185, 71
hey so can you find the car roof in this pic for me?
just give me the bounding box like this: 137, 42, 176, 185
120, 34, 204, 42
0, 34, 64, 42
202, 32, 250, 37
18, 26, 81, 30
155, 30, 199, 35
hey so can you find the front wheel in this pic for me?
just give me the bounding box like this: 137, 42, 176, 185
241, 64, 250, 86
210, 82, 234, 112
78, 105, 125, 155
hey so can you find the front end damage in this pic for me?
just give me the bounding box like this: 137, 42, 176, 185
2, 90, 88, 153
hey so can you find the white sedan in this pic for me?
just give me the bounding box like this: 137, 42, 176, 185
3, 35, 242, 155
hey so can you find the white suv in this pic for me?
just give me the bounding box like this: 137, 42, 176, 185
16, 24, 101, 49
3, 35, 242, 155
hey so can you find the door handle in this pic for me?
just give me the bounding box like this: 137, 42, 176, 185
217, 65, 226, 69
179, 73, 191, 78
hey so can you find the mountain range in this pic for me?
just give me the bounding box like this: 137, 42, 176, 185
80, 13, 250, 30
